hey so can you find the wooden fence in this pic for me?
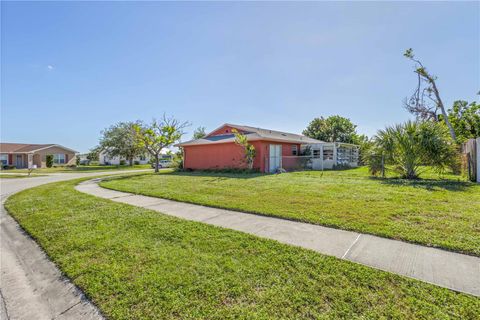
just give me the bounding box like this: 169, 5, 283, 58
462, 138, 480, 183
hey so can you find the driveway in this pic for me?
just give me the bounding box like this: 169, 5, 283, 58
0, 170, 151, 320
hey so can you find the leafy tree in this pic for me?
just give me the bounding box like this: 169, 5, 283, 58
169, 149, 184, 169
440, 100, 480, 144
193, 126, 207, 139
403, 48, 456, 141
99, 122, 145, 166
86, 146, 101, 163
303, 115, 360, 143
46, 154, 53, 168
136, 115, 189, 173
232, 129, 256, 170
356, 136, 375, 166
367, 121, 457, 179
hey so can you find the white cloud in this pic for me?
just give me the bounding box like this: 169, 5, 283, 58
47, 65, 54, 70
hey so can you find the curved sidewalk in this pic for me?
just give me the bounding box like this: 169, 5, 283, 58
0, 170, 151, 320
77, 178, 480, 297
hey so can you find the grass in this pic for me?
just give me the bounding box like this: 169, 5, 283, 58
4, 164, 151, 173
100, 167, 480, 256
5, 178, 479, 319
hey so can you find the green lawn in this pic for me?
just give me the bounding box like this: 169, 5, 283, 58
5, 179, 479, 319
4, 164, 151, 173
0, 174, 46, 179
100, 167, 480, 256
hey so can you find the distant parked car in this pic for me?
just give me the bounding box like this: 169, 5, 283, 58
151, 159, 173, 169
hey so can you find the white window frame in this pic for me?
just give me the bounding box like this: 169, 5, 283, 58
53, 154, 66, 164
0, 154, 8, 165
291, 145, 298, 156
323, 147, 334, 161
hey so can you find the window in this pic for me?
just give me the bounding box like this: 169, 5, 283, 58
0, 154, 7, 165
53, 154, 65, 164
139, 155, 146, 161
291, 145, 298, 156
323, 147, 334, 161
312, 148, 321, 158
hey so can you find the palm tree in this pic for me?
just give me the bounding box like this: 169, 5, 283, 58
368, 121, 457, 179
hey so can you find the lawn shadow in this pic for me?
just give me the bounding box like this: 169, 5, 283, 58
169, 170, 265, 180
100, 170, 265, 183
370, 176, 474, 192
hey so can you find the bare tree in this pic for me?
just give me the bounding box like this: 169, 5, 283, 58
136, 115, 190, 173
403, 48, 456, 141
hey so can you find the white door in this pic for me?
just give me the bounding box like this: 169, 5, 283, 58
269, 144, 282, 173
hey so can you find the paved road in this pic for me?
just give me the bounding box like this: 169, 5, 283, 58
77, 178, 480, 297
0, 170, 151, 320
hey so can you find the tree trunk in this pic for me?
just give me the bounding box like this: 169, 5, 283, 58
154, 154, 159, 173
381, 155, 385, 178
129, 157, 134, 166
430, 79, 457, 141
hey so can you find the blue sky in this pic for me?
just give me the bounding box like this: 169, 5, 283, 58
2, 1, 479, 153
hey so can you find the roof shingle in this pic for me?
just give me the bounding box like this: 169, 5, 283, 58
0, 143, 77, 153
177, 123, 323, 146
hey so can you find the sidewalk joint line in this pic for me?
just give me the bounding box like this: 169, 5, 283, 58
342, 234, 361, 259
53, 301, 81, 319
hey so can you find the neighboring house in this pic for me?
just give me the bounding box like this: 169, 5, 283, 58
0, 143, 78, 168
77, 153, 90, 165
176, 123, 359, 172
98, 150, 150, 165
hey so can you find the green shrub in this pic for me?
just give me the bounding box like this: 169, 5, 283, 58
46, 155, 54, 168
120, 160, 126, 165
364, 148, 384, 176
368, 121, 458, 179
76, 156, 80, 166
134, 160, 140, 165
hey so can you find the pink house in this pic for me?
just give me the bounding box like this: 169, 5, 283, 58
177, 124, 323, 173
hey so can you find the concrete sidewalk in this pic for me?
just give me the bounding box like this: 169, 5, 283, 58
77, 179, 480, 297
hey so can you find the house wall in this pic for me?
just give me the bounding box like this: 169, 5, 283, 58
183, 141, 301, 172
17, 154, 27, 168
98, 152, 150, 165
34, 146, 76, 168
2, 154, 28, 168
183, 142, 262, 171
256, 142, 301, 172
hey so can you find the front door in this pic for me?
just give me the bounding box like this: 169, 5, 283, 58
15, 155, 23, 168
269, 144, 282, 173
